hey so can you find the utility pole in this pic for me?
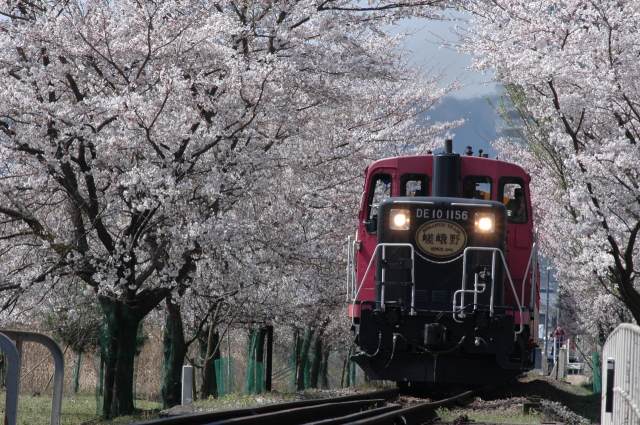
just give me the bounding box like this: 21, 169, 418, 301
556, 295, 561, 329
543, 267, 551, 374
556, 288, 561, 370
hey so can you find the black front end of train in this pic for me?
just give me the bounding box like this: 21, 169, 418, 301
353, 144, 528, 385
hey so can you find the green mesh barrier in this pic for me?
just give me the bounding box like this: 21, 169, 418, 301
348, 359, 356, 387
133, 321, 145, 402
255, 329, 266, 394
215, 358, 234, 396
290, 329, 301, 391
349, 360, 356, 386
592, 351, 601, 394
303, 359, 310, 388
309, 337, 322, 388
95, 353, 104, 416
320, 349, 329, 389
297, 327, 313, 391
96, 319, 108, 415
341, 347, 354, 388
245, 328, 268, 394
254, 362, 265, 393
245, 330, 257, 394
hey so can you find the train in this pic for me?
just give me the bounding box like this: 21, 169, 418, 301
346, 139, 539, 386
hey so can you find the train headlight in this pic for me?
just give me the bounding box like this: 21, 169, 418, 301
474, 213, 495, 233
390, 209, 411, 230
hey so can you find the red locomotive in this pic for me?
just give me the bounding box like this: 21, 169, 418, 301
346, 140, 539, 386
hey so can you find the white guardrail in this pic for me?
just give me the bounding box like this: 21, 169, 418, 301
601, 323, 640, 425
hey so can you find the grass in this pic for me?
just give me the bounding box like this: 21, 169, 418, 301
193, 391, 297, 410
0, 390, 311, 424
516, 375, 600, 422
0, 392, 161, 425
436, 374, 599, 424
436, 406, 542, 424
1, 377, 598, 424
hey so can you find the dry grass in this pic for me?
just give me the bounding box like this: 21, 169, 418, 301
1, 324, 354, 425
5, 322, 354, 399
12, 326, 169, 400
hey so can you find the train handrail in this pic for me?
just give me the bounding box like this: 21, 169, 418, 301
346, 235, 353, 301
350, 242, 416, 322
521, 242, 537, 311
346, 235, 362, 301
452, 247, 524, 336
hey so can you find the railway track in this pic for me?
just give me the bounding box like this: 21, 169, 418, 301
133, 388, 474, 425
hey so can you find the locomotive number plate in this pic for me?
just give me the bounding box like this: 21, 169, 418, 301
415, 220, 467, 258
415, 208, 468, 221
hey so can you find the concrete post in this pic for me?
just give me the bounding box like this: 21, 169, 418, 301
0, 332, 20, 425
181, 365, 193, 405
558, 347, 567, 379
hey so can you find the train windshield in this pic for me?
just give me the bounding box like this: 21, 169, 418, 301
462, 176, 492, 200
401, 174, 428, 196
500, 179, 527, 223
368, 174, 392, 220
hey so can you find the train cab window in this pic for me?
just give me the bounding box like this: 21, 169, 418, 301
500, 178, 527, 223
366, 174, 392, 232
462, 176, 492, 200
401, 174, 428, 196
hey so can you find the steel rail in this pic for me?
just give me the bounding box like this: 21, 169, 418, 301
345, 390, 474, 425
303, 404, 402, 425
133, 388, 399, 425
205, 399, 386, 425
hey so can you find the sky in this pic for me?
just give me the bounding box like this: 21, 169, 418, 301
396, 12, 499, 99
393, 12, 504, 155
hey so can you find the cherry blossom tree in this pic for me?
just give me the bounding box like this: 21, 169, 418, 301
462, 1, 640, 336
0, 0, 452, 416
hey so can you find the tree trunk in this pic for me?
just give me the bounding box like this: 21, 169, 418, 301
264, 325, 273, 392
341, 346, 352, 388
200, 325, 219, 399
614, 269, 640, 325
254, 328, 266, 393
296, 327, 314, 391
161, 298, 187, 408
320, 346, 330, 389
290, 328, 300, 390
245, 328, 267, 394
99, 298, 142, 418
309, 336, 322, 388
348, 358, 356, 386
97, 353, 104, 397
73, 351, 83, 394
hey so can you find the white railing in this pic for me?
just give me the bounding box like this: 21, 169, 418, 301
601, 323, 640, 425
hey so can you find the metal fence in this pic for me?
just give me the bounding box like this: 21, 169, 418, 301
601, 323, 640, 425
0, 330, 64, 425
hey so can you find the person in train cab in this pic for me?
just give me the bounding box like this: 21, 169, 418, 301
506, 188, 526, 221
463, 179, 484, 199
